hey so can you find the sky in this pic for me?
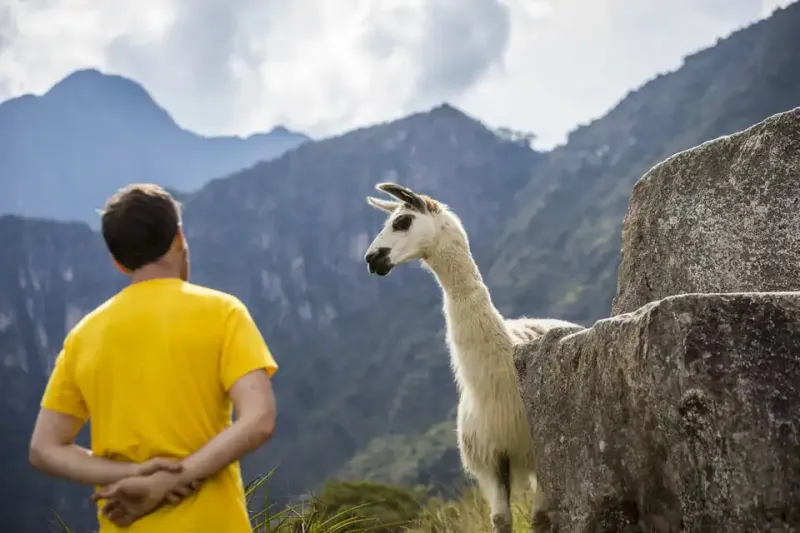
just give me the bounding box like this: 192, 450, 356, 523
0, 0, 794, 149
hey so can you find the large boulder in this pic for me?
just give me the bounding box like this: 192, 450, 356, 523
515, 293, 800, 532
612, 107, 800, 316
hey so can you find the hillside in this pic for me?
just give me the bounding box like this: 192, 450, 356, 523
0, 69, 309, 225
2, 3, 800, 531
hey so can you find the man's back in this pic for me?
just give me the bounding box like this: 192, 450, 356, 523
42, 278, 277, 532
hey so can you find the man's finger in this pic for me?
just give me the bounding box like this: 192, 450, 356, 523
101, 500, 121, 516
91, 486, 118, 502
105, 505, 126, 521
165, 491, 182, 504
172, 485, 192, 498
108, 508, 132, 527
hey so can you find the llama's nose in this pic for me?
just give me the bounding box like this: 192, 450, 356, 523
364, 247, 391, 274
364, 249, 378, 264
364, 248, 387, 265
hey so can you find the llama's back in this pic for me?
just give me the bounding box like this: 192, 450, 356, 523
504, 317, 582, 346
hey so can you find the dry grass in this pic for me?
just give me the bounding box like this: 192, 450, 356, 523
410, 488, 535, 533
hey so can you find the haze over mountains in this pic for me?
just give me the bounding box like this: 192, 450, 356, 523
1, 3, 800, 531
0, 69, 309, 225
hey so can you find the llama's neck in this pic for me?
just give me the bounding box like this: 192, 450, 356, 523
423, 236, 515, 391
424, 238, 487, 300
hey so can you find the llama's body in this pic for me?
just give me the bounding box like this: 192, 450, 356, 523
453, 316, 575, 482
364, 182, 581, 533
505, 317, 581, 345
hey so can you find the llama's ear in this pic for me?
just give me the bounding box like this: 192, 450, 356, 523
366, 196, 400, 213
375, 182, 428, 213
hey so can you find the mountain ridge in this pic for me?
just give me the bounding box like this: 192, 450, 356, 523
0, 68, 310, 225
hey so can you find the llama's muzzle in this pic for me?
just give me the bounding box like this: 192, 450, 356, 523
365, 247, 393, 276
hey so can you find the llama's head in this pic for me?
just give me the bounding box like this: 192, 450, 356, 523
364, 182, 450, 276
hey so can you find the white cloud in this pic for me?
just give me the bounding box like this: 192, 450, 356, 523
104, 0, 510, 136
0, 0, 795, 147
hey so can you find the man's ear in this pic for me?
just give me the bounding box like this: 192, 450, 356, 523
366, 197, 401, 213
173, 228, 187, 252
375, 183, 428, 213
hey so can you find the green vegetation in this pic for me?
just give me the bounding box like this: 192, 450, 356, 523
336, 421, 463, 492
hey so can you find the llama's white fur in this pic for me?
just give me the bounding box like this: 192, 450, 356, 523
364, 183, 581, 533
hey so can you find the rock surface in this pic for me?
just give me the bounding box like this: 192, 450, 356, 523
515, 292, 800, 532
612, 107, 800, 316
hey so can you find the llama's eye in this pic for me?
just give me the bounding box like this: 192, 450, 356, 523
392, 214, 414, 231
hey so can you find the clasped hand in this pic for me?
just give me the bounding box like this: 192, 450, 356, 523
90, 458, 201, 527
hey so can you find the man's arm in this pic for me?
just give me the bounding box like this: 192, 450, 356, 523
29, 409, 182, 486
178, 298, 278, 482
29, 334, 182, 486
178, 369, 276, 482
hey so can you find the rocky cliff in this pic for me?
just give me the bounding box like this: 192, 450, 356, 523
515, 108, 800, 532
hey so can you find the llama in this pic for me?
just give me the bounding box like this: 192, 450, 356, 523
363, 182, 580, 533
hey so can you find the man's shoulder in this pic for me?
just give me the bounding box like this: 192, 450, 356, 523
180, 282, 245, 310
66, 296, 116, 338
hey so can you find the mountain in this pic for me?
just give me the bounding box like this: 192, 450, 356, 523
0, 69, 309, 225
3, 3, 800, 531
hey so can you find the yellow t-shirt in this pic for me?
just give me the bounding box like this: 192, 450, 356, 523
40, 278, 278, 533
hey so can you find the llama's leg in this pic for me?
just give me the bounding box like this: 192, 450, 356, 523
529, 472, 553, 532
529, 473, 538, 494
474, 453, 512, 533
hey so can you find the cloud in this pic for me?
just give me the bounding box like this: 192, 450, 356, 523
0, 0, 795, 146
112, 0, 509, 135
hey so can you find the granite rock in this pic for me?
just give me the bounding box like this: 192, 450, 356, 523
612, 107, 800, 316
515, 293, 800, 532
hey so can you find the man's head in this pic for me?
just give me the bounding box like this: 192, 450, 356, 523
100, 184, 190, 280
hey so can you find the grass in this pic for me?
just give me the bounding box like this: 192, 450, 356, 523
53, 471, 537, 533
410, 489, 535, 533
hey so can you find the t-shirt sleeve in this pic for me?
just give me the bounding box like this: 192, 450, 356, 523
40, 332, 89, 422
220, 298, 278, 392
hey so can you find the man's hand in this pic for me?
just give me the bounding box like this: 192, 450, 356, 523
90, 471, 201, 527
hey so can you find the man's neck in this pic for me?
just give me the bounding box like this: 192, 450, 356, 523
129, 264, 181, 285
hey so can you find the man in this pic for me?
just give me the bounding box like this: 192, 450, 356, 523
29, 183, 278, 532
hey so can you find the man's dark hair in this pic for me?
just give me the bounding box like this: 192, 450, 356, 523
100, 184, 182, 272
